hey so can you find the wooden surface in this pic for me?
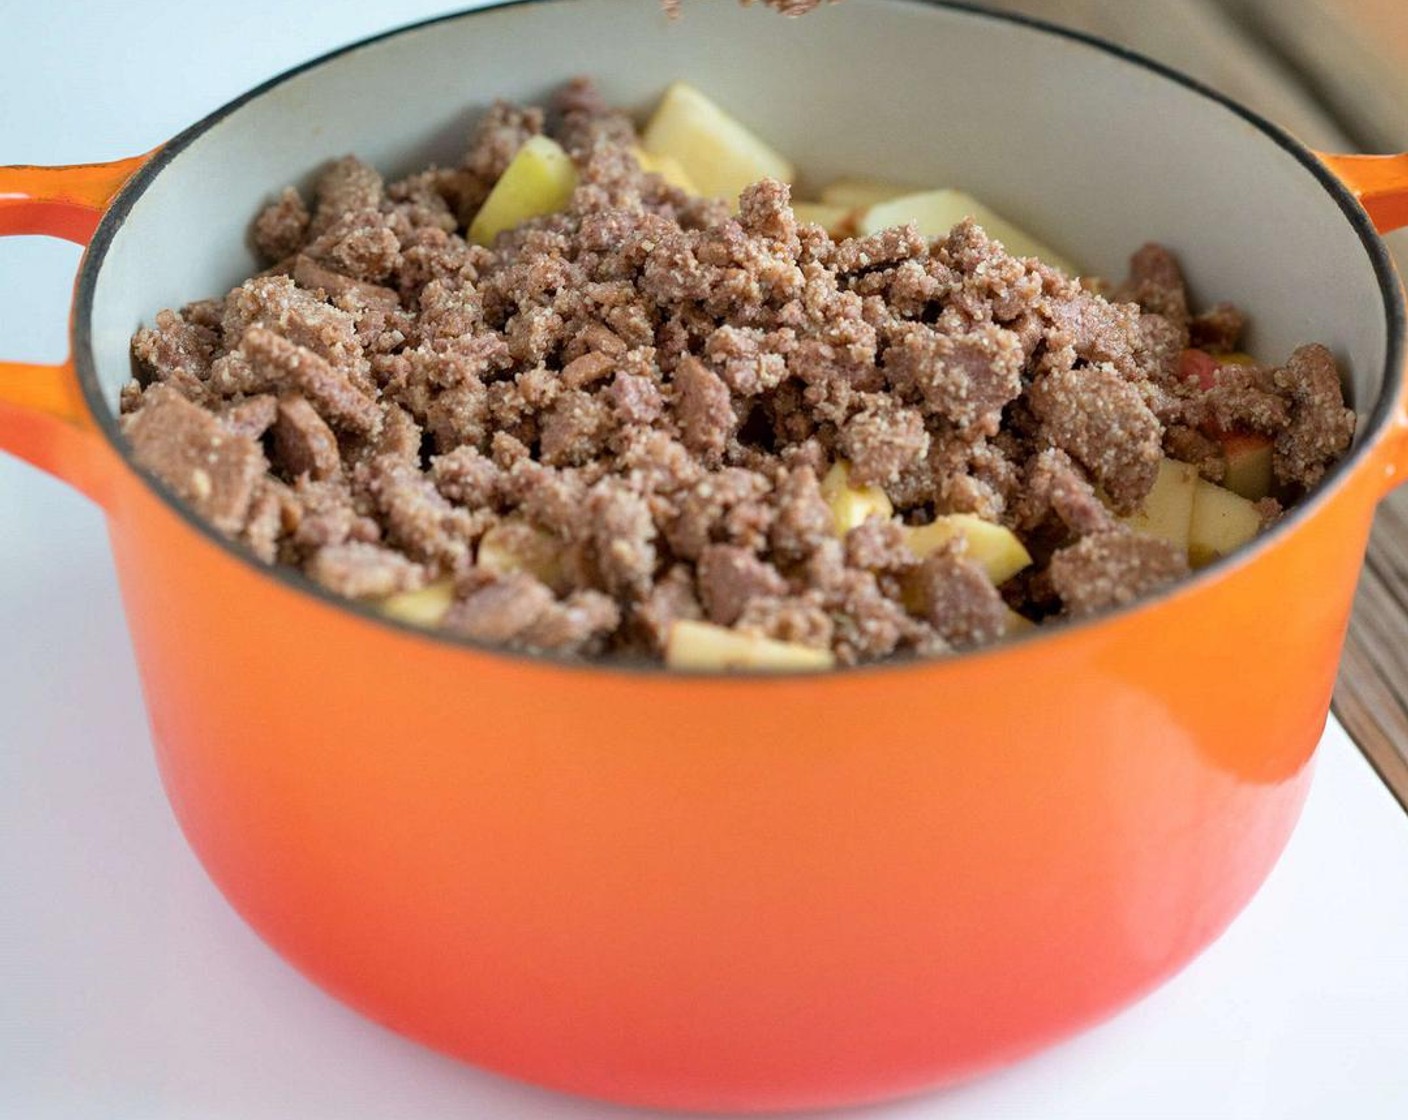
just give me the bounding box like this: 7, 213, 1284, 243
988, 0, 1408, 808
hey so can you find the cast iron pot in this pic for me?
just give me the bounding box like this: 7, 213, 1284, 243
2, 0, 1406, 1111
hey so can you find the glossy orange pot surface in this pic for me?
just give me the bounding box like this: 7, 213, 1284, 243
3, 2, 1408, 1112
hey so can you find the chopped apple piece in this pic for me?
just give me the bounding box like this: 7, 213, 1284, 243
379, 578, 455, 628
792, 201, 854, 237
634, 147, 698, 194
665, 619, 835, 672
1122, 458, 1198, 552
903, 514, 1032, 586
641, 81, 794, 202
1189, 479, 1262, 568
820, 460, 893, 536
1004, 608, 1036, 636
1220, 432, 1274, 501
1183, 349, 1257, 394
469, 135, 578, 246
477, 520, 571, 594
1180, 348, 1220, 391
820, 179, 916, 210
858, 189, 1077, 275
898, 576, 926, 616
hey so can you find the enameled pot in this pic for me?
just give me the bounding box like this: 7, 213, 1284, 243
3, 0, 1407, 1111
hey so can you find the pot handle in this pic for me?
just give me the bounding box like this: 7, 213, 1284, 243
1317, 151, 1408, 494
1317, 152, 1408, 235
0, 153, 152, 505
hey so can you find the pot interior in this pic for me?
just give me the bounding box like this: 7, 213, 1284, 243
83, 0, 1396, 453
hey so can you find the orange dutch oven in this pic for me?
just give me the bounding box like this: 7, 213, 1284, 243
2, 0, 1407, 1112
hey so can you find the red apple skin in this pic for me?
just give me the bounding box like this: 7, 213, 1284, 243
1180, 348, 1220, 391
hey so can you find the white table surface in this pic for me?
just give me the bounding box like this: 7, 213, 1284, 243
3, 2, 1407, 1116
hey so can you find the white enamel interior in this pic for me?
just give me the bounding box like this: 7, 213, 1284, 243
87, 0, 1392, 434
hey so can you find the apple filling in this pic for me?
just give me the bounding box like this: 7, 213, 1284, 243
121, 78, 1355, 671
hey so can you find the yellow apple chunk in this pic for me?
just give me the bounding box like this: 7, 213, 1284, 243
665, 620, 835, 672
1220, 433, 1274, 501
477, 520, 571, 594
1189, 479, 1262, 568
858, 189, 1077, 275
641, 81, 794, 202
904, 514, 1032, 586
633, 147, 698, 194
379, 578, 455, 628
792, 201, 854, 237
1004, 608, 1036, 636
820, 460, 893, 536
1122, 458, 1198, 552
469, 135, 578, 246
819, 179, 916, 210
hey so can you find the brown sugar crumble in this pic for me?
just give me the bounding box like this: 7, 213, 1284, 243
121, 78, 1355, 668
